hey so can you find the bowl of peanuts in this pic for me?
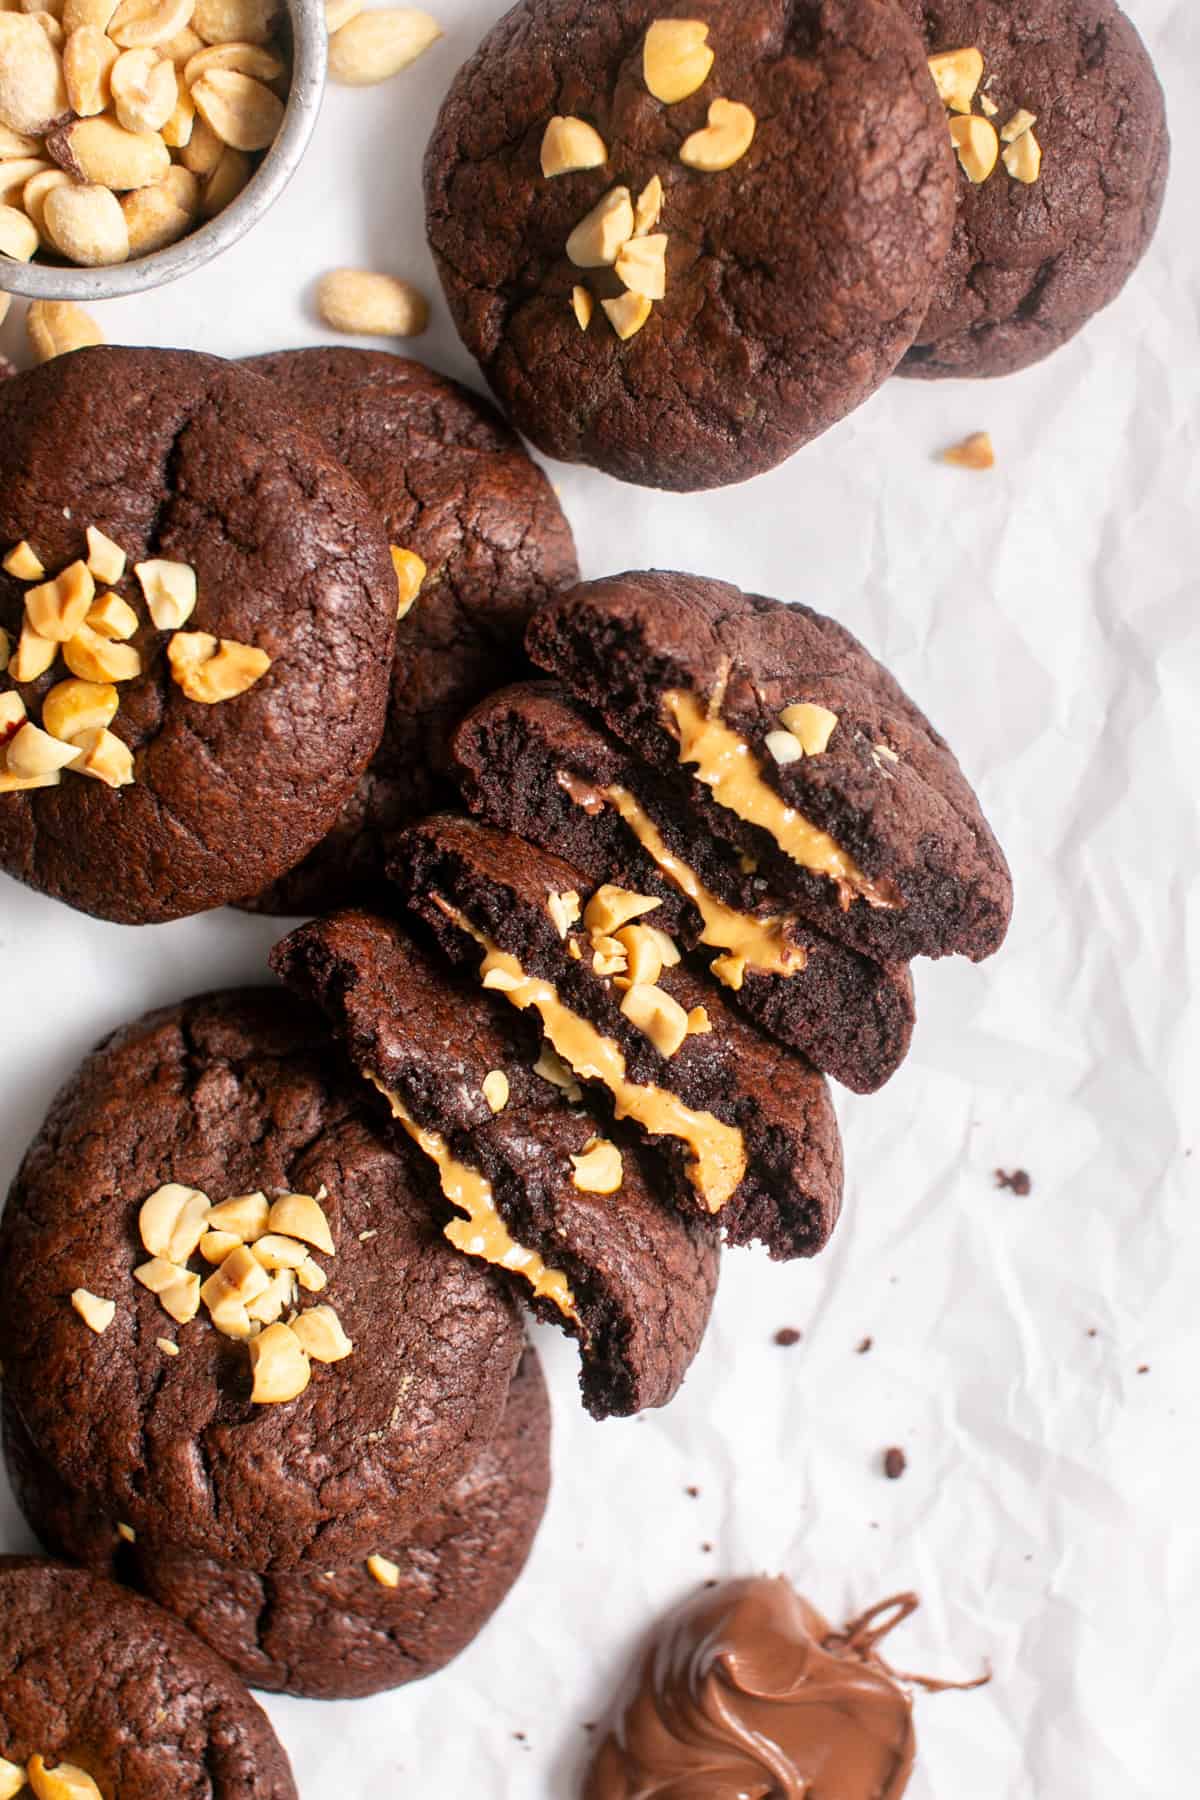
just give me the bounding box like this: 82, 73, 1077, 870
0, 0, 325, 298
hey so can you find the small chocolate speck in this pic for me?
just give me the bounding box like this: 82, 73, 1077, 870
856, 1336, 873, 1354
513, 1732, 527, 1743
1137, 1364, 1150, 1374
701, 1542, 713, 1553
883, 1447, 907, 1480
1087, 1327, 1098, 1338
995, 1168, 1032, 1195
583, 1723, 597, 1734
774, 1327, 802, 1347
685, 1485, 700, 1498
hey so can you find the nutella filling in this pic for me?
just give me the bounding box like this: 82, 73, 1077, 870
664, 689, 899, 911
602, 782, 809, 984
585, 1576, 920, 1800
440, 906, 747, 1213
365, 1073, 577, 1319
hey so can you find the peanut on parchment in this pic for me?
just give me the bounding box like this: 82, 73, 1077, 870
327, 7, 440, 86
317, 267, 429, 337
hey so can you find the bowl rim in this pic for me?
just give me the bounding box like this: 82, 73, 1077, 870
0, 0, 327, 302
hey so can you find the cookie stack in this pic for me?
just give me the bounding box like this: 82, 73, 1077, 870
271, 569, 1009, 1399
0, 991, 552, 1701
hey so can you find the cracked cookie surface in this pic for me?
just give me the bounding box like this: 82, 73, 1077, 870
899, 0, 1169, 378
240, 348, 579, 914
0, 988, 525, 1571
424, 0, 957, 491
4, 1351, 551, 1702
0, 347, 396, 924
0, 1556, 297, 1799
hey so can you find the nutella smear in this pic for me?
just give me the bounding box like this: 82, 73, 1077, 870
585, 1575, 984, 1799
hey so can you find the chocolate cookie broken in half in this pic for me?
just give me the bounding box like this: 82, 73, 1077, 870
526, 572, 1012, 964
389, 816, 844, 1262
453, 682, 916, 1093
271, 910, 719, 1418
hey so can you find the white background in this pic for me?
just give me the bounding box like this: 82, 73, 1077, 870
1, 1, 1197, 1793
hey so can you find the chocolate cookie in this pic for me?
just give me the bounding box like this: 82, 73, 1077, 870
526, 573, 1012, 963
424, 0, 956, 490
4, 1351, 552, 1702
0, 348, 396, 924
271, 909, 720, 1417
899, 0, 1169, 378
391, 816, 844, 1261
239, 348, 579, 914
0, 1556, 297, 1799
453, 682, 916, 1092
0, 989, 524, 1570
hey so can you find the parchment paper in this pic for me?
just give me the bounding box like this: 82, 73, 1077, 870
1, 1, 1196, 1791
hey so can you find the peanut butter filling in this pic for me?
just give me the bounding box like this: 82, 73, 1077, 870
366, 1073, 577, 1319
664, 690, 898, 911
603, 783, 808, 983
440, 907, 746, 1213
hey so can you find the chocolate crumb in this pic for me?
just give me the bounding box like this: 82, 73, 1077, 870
995, 1168, 1032, 1195
583, 1723, 597, 1734
701, 1542, 713, 1554
703, 1578, 718, 1589
685, 1485, 700, 1498
1087, 1327, 1098, 1338
856, 1336, 873, 1354
774, 1327, 802, 1347
883, 1447, 907, 1480
1137, 1364, 1150, 1374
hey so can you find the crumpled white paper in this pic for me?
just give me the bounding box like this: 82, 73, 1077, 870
1, 0, 1196, 1792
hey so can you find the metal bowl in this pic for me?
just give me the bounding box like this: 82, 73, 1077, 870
0, 0, 326, 302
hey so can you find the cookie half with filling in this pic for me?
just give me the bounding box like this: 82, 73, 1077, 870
271, 909, 720, 1418
453, 681, 915, 1093
526, 572, 1012, 963
389, 815, 843, 1262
